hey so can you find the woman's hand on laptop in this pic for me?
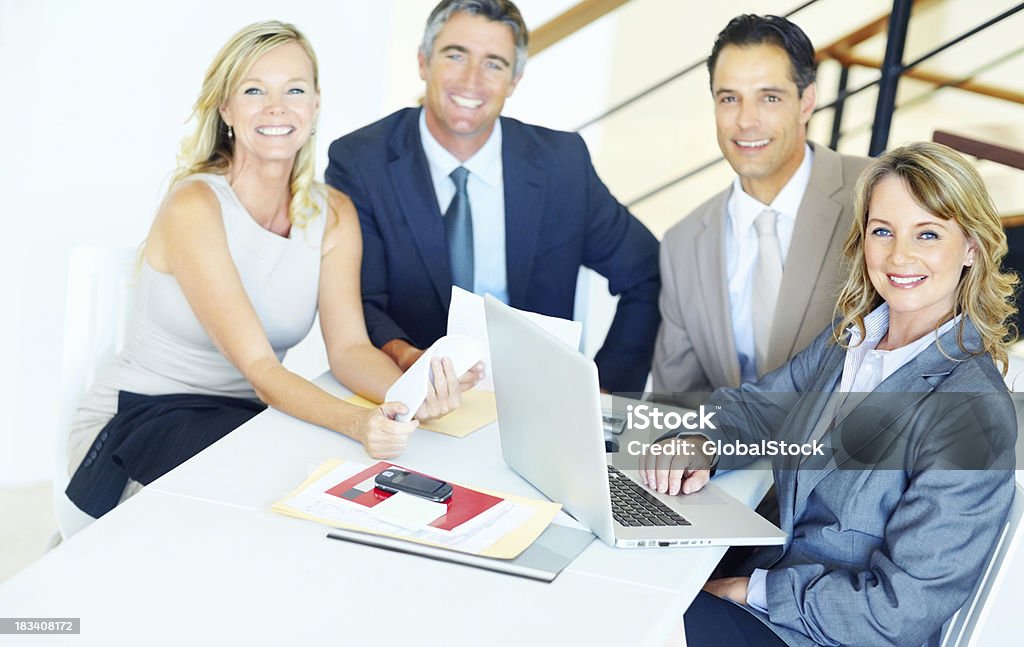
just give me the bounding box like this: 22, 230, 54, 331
637, 436, 714, 496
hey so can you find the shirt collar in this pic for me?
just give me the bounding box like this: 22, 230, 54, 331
727, 143, 814, 238
848, 302, 891, 347
418, 108, 503, 188
848, 302, 962, 350
844, 302, 963, 387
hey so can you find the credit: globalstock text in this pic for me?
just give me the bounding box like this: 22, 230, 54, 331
626, 439, 826, 457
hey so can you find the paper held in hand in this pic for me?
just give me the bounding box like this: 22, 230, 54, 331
448, 287, 582, 390
384, 334, 487, 422
347, 288, 583, 435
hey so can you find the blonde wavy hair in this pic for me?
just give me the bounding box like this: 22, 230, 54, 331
834, 141, 1018, 372
172, 20, 321, 228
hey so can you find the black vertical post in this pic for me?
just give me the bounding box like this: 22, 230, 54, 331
829, 65, 850, 150
869, 0, 913, 157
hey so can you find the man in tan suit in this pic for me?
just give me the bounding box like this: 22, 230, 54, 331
653, 14, 870, 406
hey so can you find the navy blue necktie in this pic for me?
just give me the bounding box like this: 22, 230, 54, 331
446, 166, 474, 291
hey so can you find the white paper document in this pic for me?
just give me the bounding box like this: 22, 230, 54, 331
384, 334, 487, 422
368, 492, 448, 531
447, 287, 583, 390
282, 461, 535, 554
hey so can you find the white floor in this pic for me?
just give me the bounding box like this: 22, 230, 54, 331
0, 483, 57, 583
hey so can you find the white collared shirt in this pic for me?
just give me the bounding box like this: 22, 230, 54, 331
418, 108, 508, 303
725, 143, 814, 381
839, 302, 961, 393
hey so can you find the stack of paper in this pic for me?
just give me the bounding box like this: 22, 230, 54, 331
273, 459, 592, 582
272, 459, 560, 559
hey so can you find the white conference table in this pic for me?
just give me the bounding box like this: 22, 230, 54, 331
0, 374, 773, 646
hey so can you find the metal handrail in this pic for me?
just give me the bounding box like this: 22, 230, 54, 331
829, 43, 1024, 143
621, 0, 1024, 208
626, 157, 725, 209
576, 0, 823, 132
904, 2, 1024, 71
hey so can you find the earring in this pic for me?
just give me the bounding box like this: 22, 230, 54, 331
227, 125, 233, 138
311, 126, 317, 136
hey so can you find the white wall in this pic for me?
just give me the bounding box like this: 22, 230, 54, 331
0, 1, 392, 486
0, 2, 317, 484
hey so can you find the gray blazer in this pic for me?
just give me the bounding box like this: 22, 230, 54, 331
703, 319, 1017, 646
653, 144, 871, 406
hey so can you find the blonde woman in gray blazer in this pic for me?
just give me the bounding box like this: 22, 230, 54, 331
643, 142, 1018, 647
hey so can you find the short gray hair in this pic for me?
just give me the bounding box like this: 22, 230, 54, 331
420, 0, 529, 78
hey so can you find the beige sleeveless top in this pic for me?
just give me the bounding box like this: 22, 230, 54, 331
68, 174, 328, 472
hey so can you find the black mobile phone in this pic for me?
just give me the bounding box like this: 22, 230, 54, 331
374, 469, 453, 503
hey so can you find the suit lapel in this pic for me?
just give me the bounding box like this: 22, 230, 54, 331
387, 111, 452, 309
695, 194, 742, 386
768, 145, 844, 372
791, 321, 978, 512
792, 377, 931, 507
501, 119, 546, 307
774, 342, 844, 532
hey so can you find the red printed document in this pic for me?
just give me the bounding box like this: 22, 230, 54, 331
324, 462, 502, 531
272, 458, 560, 559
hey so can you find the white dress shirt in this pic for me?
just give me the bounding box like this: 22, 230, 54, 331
725, 144, 813, 381
746, 302, 961, 612
418, 108, 509, 303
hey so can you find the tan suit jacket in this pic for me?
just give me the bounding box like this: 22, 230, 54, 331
652, 143, 871, 405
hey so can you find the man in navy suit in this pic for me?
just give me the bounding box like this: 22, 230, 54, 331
325, 0, 660, 393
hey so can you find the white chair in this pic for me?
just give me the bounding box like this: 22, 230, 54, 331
573, 267, 619, 360
53, 245, 139, 540
1003, 341, 1024, 391
940, 480, 1024, 646
939, 347, 1024, 645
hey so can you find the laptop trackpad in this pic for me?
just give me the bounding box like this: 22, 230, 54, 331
618, 469, 730, 505
668, 485, 727, 506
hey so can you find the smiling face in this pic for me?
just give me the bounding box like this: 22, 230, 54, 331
219, 42, 319, 167
419, 11, 521, 161
712, 43, 815, 204
864, 176, 977, 330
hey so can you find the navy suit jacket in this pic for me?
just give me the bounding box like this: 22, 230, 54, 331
702, 319, 1017, 646
326, 108, 660, 392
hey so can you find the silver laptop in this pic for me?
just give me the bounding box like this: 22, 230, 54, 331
484, 295, 786, 548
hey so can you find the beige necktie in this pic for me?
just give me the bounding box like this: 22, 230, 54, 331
752, 209, 782, 374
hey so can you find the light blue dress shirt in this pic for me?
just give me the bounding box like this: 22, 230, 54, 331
418, 109, 509, 304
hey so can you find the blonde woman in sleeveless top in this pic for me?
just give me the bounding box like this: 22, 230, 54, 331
66, 21, 481, 518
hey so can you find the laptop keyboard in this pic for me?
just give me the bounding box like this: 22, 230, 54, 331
608, 466, 691, 527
